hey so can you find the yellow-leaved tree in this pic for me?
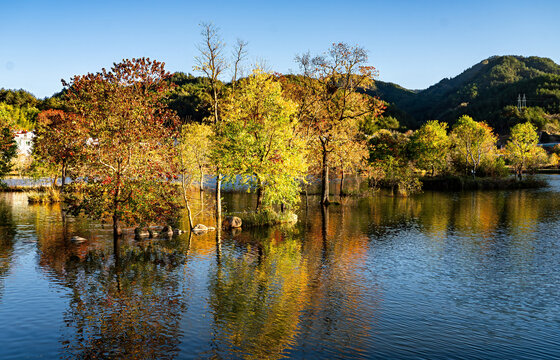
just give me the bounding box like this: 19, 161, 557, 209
451, 115, 498, 177
215, 70, 307, 212
505, 122, 547, 179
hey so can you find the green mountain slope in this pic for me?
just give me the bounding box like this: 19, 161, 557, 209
369, 56, 560, 133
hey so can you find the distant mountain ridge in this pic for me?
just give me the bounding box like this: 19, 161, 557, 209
369, 55, 560, 133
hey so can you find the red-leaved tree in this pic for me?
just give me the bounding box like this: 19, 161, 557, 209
63, 58, 180, 243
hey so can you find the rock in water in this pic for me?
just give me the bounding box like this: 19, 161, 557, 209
222, 216, 242, 229
173, 228, 184, 235
71, 236, 87, 243
192, 224, 212, 235
161, 225, 174, 237
193, 224, 208, 231
148, 229, 159, 238
134, 227, 149, 239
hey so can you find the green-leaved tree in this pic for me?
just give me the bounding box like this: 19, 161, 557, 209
451, 115, 497, 177
505, 122, 546, 179
408, 120, 450, 176
217, 70, 307, 211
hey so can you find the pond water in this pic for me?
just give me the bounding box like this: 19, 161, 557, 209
1, 177, 560, 359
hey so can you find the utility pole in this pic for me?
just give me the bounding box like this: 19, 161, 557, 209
517, 94, 527, 111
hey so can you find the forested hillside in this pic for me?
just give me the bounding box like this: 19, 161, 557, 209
369, 56, 560, 133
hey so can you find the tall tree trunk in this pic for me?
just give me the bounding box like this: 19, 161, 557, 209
181, 173, 194, 230
256, 181, 263, 212
305, 184, 309, 211
61, 162, 67, 193
113, 213, 120, 238
199, 168, 204, 192
321, 143, 330, 205
340, 168, 346, 197
185, 200, 194, 230
112, 164, 122, 246
213, 88, 219, 125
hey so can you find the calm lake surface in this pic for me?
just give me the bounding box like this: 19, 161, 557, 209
1, 177, 560, 359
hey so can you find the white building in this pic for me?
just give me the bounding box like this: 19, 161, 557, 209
14, 131, 35, 156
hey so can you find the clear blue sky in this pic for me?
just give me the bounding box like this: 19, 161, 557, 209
1, 0, 559, 98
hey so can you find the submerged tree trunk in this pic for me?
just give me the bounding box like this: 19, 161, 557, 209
112, 212, 120, 251
340, 168, 346, 197
181, 173, 194, 229
216, 170, 222, 221
185, 201, 194, 230
321, 142, 330, 205
256, 183, 263, 211
112, 164, 123, 246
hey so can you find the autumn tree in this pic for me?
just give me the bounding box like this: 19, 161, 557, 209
408, 120, 450, 176
505, 122, 546, 179
0, 102, 39, 131
292, 43, 385, 204
331, 137, 369, 196
368, 129, 420, 196
451, 115, 497, 177
0, 119, 17, 180
33, 110, 84, 191
217, 70, 307, 211
63, 58, 180, 242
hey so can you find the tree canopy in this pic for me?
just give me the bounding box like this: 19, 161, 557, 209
63, 58, 181, 238
217, 70, 307, 210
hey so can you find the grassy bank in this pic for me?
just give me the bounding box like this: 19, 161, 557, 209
421, 176, 548, 191
27, 188, 63, 204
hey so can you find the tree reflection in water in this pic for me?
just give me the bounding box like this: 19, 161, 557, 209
4, 184, 559, 359
208, 225, 310, 359
0, 196, 16, 302
37, 221, 191, 359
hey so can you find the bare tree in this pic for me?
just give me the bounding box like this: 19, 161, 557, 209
194, 22, 227, 125
194, 23, 227, 224
231, 38, 248, 88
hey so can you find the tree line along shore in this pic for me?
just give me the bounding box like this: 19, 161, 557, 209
0, 24, 557, 242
